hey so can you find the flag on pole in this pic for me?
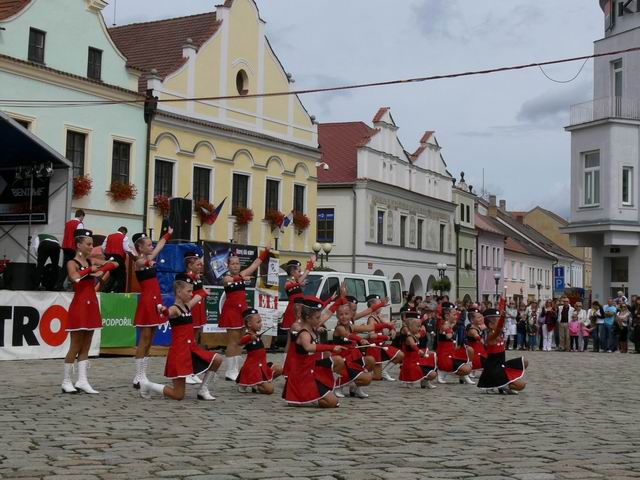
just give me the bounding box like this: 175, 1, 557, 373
211, 197, 227, 224
280, 210, 294, 232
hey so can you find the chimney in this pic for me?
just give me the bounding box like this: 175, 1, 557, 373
499, 199, 506, 211
182, 38, 197, 59
488, 195, 497, 218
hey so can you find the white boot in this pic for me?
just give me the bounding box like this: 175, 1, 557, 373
186, 374, 200, 385
132, 358, 143, 389
140, 380, 165, 399
238, 385, 252, 393
74, 360, 98, 394
425, 380, 437, 389
197, 371, 217, 401
141, 357, 150, 383
381, 362, 396, 381
224, 356, 240, 381
462, 375, 476, 385
437, 372, 449, 384
61, 363, 77, 394
349, 384, 369, 398
334, 387, 345, 398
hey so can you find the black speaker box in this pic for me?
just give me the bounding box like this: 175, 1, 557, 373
168, 198, 192, 243
4, 262, 37, 290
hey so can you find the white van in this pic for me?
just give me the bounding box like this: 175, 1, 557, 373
277, 271, 403, 334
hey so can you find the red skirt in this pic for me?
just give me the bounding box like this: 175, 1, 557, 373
336, 347, 366, 387
134, 277, 165, 328
468, 341, 487, 370
367, 343, 401, 365
219, 290, 247, 329
436, 340, 470, 373
237, 348, 274, 386
191, 290, 207, 329
164, 324, 218, 379
282, 353, 336, 404
399, 350, 437, 383
281, 292, 302, 330
66, 279, 102, 331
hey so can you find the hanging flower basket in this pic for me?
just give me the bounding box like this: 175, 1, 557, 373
292, 211, 310, 233
195, 199, 217, 225
108, 180, 137, 202
265, 209, 285, 231
154, 195, 171, 218
233, 206, 254, 226
73, 175, 93, 199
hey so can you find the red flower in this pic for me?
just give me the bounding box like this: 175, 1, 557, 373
233, 207, 254, 226
154, 195, 171, 218
264, 209, 285, 230
292, 211, 310, 231
108, 181, 137, 201
195, 199, 217, 225
73, 175, 92, 199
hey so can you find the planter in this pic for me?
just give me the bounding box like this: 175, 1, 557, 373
73, 175, 93, 199
232, 207, 254, 226
108, 180, 137, 202
292, 211, 310, 235
264, 209, 285, 231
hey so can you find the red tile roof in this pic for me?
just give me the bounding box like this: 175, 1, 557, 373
505, 237, 529, 255
0, 0, 30, 20
318, 122, 377, 183
109, 12, 222, 93
372, 107, 390, 123
475, 213, 504, 236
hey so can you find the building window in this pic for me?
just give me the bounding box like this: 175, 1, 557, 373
193, 167, 211, 203
236, 70, 249, 95
317, 208, 334, 243
459, 204, 464, 222
111, 141, 131, 184
400, 215, 407, 247
613, 60, 623, 99
417, 219, 423, 250
87, 47, 102, 81
466, 205, 471, 223
65, 131, 86, 177
377, 211, 385, 245
28, 28, 46, 64
439, 224, 446, 253
154, 159, 173, 197
583, 151, 600, 206
511, 261, 516, 280
520, 262, 525, 281
622, 166, 633, 206
265, 179, 280, 215
293, 184, 305, 213
232, 173, 249, 209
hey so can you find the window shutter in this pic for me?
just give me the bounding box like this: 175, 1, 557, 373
369, 203, 375, 240
409, 215, 416, 244
387, 210, 394, 242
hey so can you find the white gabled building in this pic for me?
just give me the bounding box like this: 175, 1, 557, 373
316, 107, 457, 296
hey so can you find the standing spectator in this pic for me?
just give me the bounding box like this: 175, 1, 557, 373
557, 297, 574, 352
616, 304, 630, 353
631, 297, 640, 354
569, 312, 581, 352
541, 300, 557, 352
527, 306, 539, 351
504, 301, 518, 350
101, 226, 136, 293
589, 301, 604, 352
602, 298, 618, 353
33, 233, 60, 290
582, 320, 593, 351
615, 290, 629, 306
516, 306, 527, 350
574, 302, 587, 351
58, 209, 85, 289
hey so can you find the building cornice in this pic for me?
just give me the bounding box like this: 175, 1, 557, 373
356, 178, 456, 212
565, 117, 640, 131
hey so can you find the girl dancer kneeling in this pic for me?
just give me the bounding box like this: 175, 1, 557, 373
478, 308, 528, 395
435, 303, 474, 384
140, 274, 223, 401
61, 229, 117, 394
282, 296, 347, 408
184, 251, 207, 385
365, 294, 404, 381
237, 308, 282, 394
131, 228, 172, 389
398, 314, 438, 389
465, 307, 487, 377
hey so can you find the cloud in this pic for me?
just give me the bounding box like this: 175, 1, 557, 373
412, 0, 467, 41
516, 80, 592, 123
294, 74, 354, 119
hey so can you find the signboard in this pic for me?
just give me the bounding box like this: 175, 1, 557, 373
201, 241, 258, 287
554, 266, 565, 292
0, 171, 50, 225
255, 250, 279, 334
0, 291, 100, 360
100, 293, 137, 348
202, 288, 255, 333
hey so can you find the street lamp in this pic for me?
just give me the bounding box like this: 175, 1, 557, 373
436, 263, 448, 279
312, 242, 332, 268
536, 281, 542, 302
493, 273, 501, 302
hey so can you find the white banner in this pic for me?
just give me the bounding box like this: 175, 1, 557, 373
0, 290, 101, 361
255, 287, 279, 335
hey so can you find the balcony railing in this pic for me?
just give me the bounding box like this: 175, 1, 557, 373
570, 97, 640, 126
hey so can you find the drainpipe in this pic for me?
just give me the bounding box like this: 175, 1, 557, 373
475, 232, 479, 302
351, 186, 357, 273
455, 223, 460, 300
142, 89, 158, 235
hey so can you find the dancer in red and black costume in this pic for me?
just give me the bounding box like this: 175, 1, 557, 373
398, 313, 438, 389
61, 229, 117, 394
140, 274, 223, 401
131, 228, 173, 389
332, 302, 376, 399
465, 306, 487, 377
220, 244, 271, 381
281, 256, 316, 331
184, 251, 207, 385
282, 296, 347, 408
435, 302, 474, 384
237, 308, 283, 394
365, 294, 403, 381
478, 308, 528, 395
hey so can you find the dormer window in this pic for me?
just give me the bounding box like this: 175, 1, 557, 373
88, 47, 102, 80
28, 28, 46, 64
236, 70, 249, 95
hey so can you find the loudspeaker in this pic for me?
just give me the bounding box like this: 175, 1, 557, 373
4, 262, 37, 290
168, 197, 192, 243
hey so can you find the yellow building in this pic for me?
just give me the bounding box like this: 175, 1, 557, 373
110, 0, 319, 261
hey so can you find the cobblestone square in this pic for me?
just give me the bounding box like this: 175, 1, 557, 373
1, 351, 638, 480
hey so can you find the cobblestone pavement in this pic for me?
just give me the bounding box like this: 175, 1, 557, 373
1, 350, 639, 480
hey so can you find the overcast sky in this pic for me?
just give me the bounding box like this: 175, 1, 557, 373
103, 0, 604, 218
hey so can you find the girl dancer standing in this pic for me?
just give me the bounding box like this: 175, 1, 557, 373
237, 308, 282, 394
131, 228, 173, 389
477, 308, 528, 394
281, 256, 315, 331
61, 229, 117, 394
282, 297, 347, 408
398, 314, 438, 389
365, 294, 403, 381
140, 274, 223, 401
220, 245, 271, 381
185, 251, 207, 385
435, 303, 474, 384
